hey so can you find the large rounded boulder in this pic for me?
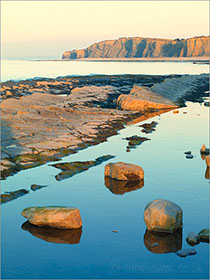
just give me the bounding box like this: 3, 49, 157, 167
144, 199, 183, 233
21, 206, 82, 229
104, 162, 144, 181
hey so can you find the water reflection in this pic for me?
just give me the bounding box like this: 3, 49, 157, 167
105, 177, 144, 195
22, 221, 82, 244
144, 230, 182, 254
205, 168, 209, 180
127, 109, 172, 125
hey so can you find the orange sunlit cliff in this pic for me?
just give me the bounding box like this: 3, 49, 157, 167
62, 36, 209, 59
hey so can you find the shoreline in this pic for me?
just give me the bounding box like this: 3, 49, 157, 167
1, 74, 209, 179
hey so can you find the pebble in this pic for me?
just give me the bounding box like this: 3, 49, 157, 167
186, 154, 193, 159
184, 151, 191, 155
112, 230, 119, 233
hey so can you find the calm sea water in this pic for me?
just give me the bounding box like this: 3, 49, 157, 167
1, 102, 209, 279
1, 60, 208, 82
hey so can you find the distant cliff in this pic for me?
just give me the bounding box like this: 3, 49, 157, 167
62, 36, 209, 59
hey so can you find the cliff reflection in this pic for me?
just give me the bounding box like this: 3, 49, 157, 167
205, 168, 209, 180
144, 230, 182, 254
105, 177, 144, 195
22, 221, 82, 244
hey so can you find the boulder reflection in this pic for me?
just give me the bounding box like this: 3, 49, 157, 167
22, 221, 82, 244
144, 230, 182, 254
105, 176, 144, 195
205, 168, 209, 180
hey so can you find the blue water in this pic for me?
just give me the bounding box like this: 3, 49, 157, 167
1, 60, 208, 82
1, 102, 209, 279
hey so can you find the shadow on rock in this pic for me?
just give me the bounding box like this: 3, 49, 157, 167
21, 221, 82, 244
144, 229, 182, 254
105, 176, 144, 195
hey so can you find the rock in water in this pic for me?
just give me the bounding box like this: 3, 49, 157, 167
186, 232, 200, 246
198, 229, 210, 243
186, 154, 193, 159
104, 162, 144, 181
144, 199, 183, 233
176, 248, 197, 257
21, 206, 82, 229
200, 144, 210, 155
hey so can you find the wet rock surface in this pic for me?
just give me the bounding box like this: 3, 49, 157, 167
31, 184, 48, 191
144, 230, 182, 254
176, 248, 197, 258
104, 162, 144, 181
1, 74, 209, 179
52, 155, 115, 181
22, 221, 82, 244
124, 135, 150, 150
144, 199, 183, 233
21, 206, 82, 229
1, 189, 29, 204
139, 121, 158, 134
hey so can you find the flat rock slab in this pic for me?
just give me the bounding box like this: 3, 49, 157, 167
104, 162, 144, 181
144, 199, 183, 233
176, 248, 197, 257
117, 85, 177, 112
21, 206, 82, 229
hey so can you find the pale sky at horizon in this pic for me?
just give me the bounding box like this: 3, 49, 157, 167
1, 1, 209, 59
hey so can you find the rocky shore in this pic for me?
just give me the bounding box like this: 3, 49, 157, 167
1, 74, 209, 179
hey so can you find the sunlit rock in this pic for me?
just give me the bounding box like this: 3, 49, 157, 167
21, 206, 82, 229
104, 162, 144, 181
105, 176, 144, 195
117, 86, 177, 112
200, 144, 209, 155
144, 199, 183, 233
22, 221, 82, 244
144, 229, 182, 254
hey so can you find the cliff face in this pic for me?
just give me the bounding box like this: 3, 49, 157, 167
62, 36, 210, 59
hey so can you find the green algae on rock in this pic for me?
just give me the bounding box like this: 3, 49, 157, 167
1, 189, 29, 204
139, 121, 158, 134
124, 135, 150, 150
52, 155, 115, 181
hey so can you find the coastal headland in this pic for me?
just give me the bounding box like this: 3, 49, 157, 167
1, 73, 209, 179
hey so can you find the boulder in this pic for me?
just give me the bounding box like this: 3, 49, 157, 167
198, 229, 210, 243
104, 162, 144, 181
144, 199, 183, 233
186, 232, 200, 246
21, 206, 82, 229
117, 86, 177, 112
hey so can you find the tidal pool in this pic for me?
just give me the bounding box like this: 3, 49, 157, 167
1, 101, 209, 279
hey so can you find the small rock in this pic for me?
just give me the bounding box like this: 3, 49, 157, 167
112, 230, 119, 233
184, 151, 191, 155
176, 248, 197, 257
204, 101, 210, 107
173, 110, 179, 114
186, 232, 200, 246
144, 199, 183, 233
31, 184, 47, 191
21, 206, 82, 229
183, 112, 187, 114
186, 154, 193, 159
198, 229, 210, 243
104, 162, 144, 181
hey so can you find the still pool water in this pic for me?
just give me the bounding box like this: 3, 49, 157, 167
1, 102, 209, 279
1, 60, 208, 82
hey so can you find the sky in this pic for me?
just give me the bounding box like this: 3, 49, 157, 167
1, 1, 209, 59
